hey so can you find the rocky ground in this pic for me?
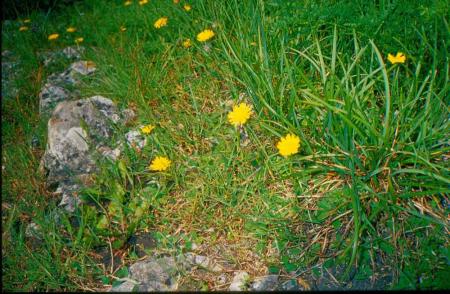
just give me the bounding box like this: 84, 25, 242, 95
3, 45, 395, 292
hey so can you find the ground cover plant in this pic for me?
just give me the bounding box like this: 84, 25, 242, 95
2, 0, 449, 291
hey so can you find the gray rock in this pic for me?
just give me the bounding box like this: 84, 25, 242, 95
110, 280, 138, 292
280, 279, 302, 291
250, 275, 279, 291
62, 46, 85, 59
183, 253, 223, 272
229, 271, 249, 291
128, 256, 180, 291
39, 84, 73, 114
125, 130, 147, 150
70, 60, 96, 76
41, 96, 125, 211
25, 222, 42, 239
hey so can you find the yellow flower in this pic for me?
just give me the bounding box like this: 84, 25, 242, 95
154, 17, 168, 29
48, 33, 59, 41
140, 124, 155, 134
387, 52, 406, 64
139, 0, 148, 5
23, 19, 31, 23
19, 26, 29, 31
66, 27, 76, 33
184, 4, 191, 11
227, 102, 252, 126
120, 26, 127, 32
173, 0, 180, 3
276, 134, 300, 158
124, 0, 132, 5
75, 37, 84, 44
196, 29, 215, 42
149, 156, 171, 171
182, 39, 192, 48
250, 41, 257, 46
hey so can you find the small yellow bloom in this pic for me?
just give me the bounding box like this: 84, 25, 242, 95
140, 124, 155, 134
173, 0, 180, 3
276, 134, 300, 158
250, 42, 257, 46
184, 4, 191, 11
19, 26, 29, 31
387, 52, 406, 64
75, 37, 84, 44
154, 17, 168, 29
120, 26, 127, 32
124, 0, 132, 5
66, 27, 76, 33
149, 156, 171, 171
182, 39, 192, 48
227, 102, 252, 126
48, 33, 59, 41
23, 19, 31, 23
139, 0, 148, 5
197, 29, 215, 42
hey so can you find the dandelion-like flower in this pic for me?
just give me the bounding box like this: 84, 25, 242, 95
184, 4, 191, 11
182, 39, 192, 48
75, 37, 84, 44
140, 124, 155, 134
149, 156, 171, 171
120, 26, 127, 32
19, 26, 29, 31
48, 33, 59, 41
23, 19, 31, 23
139, 0, 148, 5
387, 52, 406, 64
124, 0, 132, 6
276, 134, 300, 157
228, 102, 252, 126
197, 29, 215, 42
154, 17, 168, 29
66, 27, 76, 33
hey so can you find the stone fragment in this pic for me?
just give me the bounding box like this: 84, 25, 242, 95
250, 275, 279, 291
229, 271, 249, 291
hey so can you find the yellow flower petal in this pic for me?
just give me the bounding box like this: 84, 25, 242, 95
154, 17, 168, 29
120, 26, 127, 32
387, 52, 406, 64
196, 29, 215, 42
276, 134, 300, 157
227, 102, 252, 126
48, 33, 59, 41
149, 156, 171, 171
182, 39, 192, 48
139, 0, 148, 5
19, 26, 29, 32
140, 124, 155, 134
23, 19, 31, 23
184, 4, 191, 11
124, 0, 132, 6
66, 27, 76, 33
75, 37, 84, 44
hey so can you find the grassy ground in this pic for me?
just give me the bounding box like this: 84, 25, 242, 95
2, 0, 449, 291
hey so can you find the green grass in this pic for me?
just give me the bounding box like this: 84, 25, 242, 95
2, 0, 449, 291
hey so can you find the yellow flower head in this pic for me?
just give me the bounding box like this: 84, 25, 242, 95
19, 26, 29, 31
184, 4, 191, 11
140, 124, 155, 134
197, 29, 215, 42
75, 37, 84, 44
154, 17, 168, 29
120, 26, 127, 32
139, 0, 148, 5
227, 102, 252, 126
23, 19, 31, 23
124, 0, 132, 6
149, 156, 171, 171
66, 27, 76, 33
173, 0, 180, 4
48, 33, 59, 41
276, 134, 300, 157
182, 39, 192, 48
387, 52, 406, 64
